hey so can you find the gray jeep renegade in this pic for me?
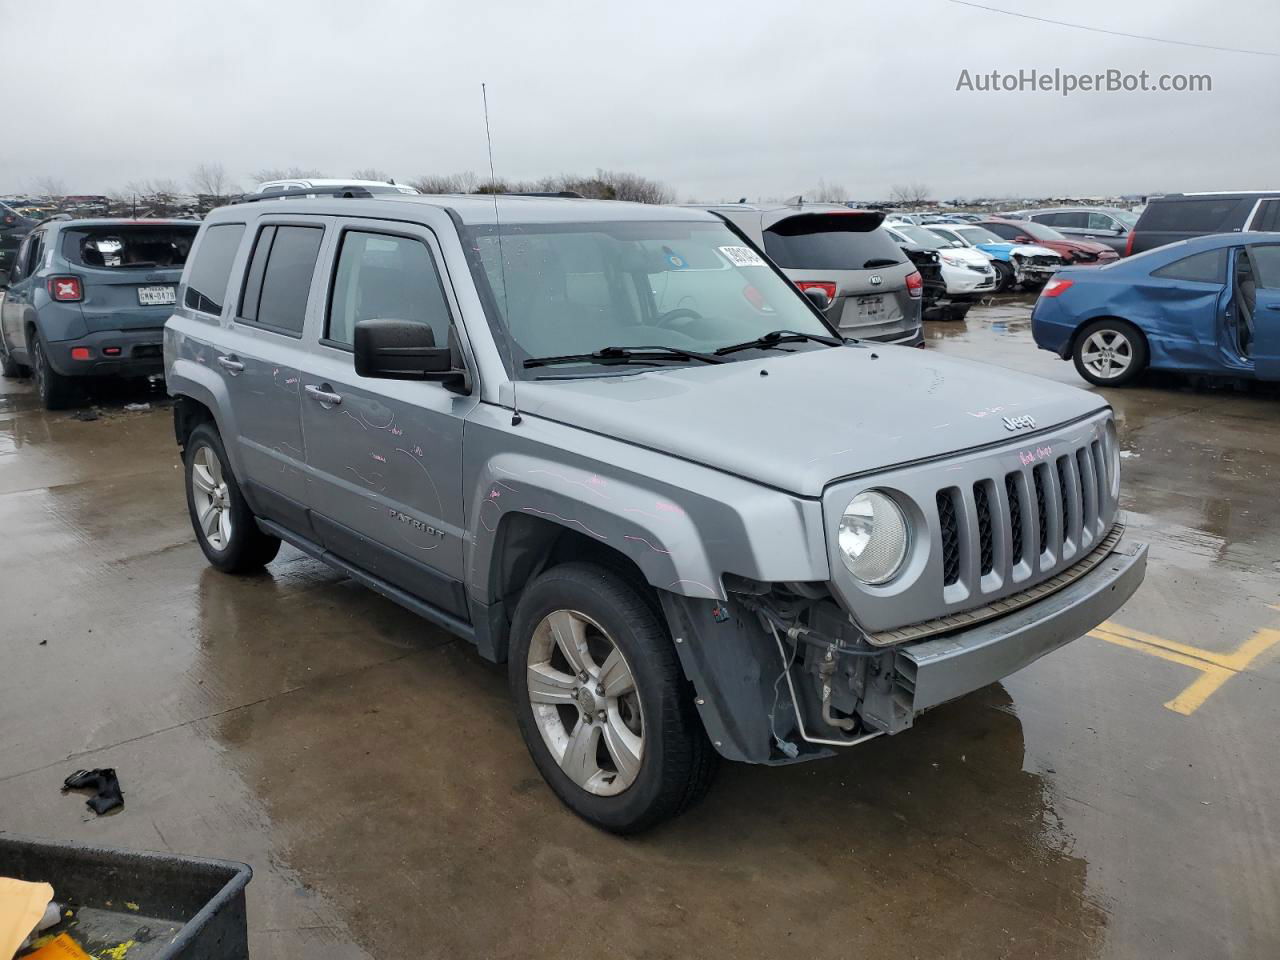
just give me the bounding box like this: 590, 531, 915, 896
165, 193, 1147, 833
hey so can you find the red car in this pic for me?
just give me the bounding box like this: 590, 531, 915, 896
979, 218, 1120, 266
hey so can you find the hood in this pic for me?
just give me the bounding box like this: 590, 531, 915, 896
514, 345, 1107, 497
937, 247, 992, 268
1056, 239, 1116, 260
1009, 243, 1060, 259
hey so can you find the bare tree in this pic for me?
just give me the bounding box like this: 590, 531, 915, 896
351, 168, 392, 182
810, 178, 848, 203
191, 162, 237, 198
889, 183, 932, 206
409, 172, 479, 194
31, 176, 67, 198
253, 167, 326, 184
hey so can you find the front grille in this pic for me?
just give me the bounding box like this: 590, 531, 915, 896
932, 430, 1111, 600
1033, 465, 1049, 556
1005, 473, 1024, 565
937, 490, 960, 586
973, 482, 994, 575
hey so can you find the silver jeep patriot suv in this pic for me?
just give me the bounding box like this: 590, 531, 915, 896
165, 193, 1147, 833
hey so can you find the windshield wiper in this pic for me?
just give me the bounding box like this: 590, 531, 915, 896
523, 344, 726, 369
713, 329, 843, 357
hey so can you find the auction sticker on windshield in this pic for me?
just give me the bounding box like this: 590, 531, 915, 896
718, 245, 766, 267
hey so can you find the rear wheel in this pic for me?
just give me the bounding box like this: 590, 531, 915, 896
1072, 318, 1147, 387
30, 334, 82, 409
184, 423, 281, 572
508, 562, 717, 833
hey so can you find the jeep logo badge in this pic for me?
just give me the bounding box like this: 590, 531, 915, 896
1003, 415, 1036, 432
869, 275, 883, 286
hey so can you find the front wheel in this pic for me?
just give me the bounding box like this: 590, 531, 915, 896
992, 261, 1015, 292
508, 562, 717, 833
184, 422, 281, 572
1072, 318, 1147, 387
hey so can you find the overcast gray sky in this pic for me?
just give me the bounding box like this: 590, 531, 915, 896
2, 0, 1277, 201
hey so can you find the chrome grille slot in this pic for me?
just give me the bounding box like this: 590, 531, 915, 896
1076, 446, 1098, 548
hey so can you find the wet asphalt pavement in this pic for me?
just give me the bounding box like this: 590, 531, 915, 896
1, 295, 1277, 959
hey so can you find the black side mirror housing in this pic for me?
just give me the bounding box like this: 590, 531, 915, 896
802, 287, 832, 310
353, 319, 468, 390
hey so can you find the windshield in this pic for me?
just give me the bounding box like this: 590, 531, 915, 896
1017, 221, 1067, 242
956, 226, 1006, 245
895, 224, 945, 248
464, 220, 834, 376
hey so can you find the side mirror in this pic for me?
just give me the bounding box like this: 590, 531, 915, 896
353, 319, 466, 389
802, 286, 832, 310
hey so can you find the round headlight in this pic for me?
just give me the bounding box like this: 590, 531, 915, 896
838, 491, 909, 584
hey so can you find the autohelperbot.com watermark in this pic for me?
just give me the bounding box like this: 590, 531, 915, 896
956, 68, 1212, 96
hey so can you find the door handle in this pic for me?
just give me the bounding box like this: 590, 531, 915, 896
304, 383, 343, 405
216, 355, 244, 374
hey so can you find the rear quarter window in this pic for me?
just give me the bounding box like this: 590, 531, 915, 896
1150, 249, 1227, 284
763, 215, 905, 270
1138, 197, 1250, 233
185, 223, 246, 315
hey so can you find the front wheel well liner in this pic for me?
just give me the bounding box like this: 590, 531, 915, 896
485, 513, 658, 662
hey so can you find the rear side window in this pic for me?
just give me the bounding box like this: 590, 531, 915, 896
763, 215, 906, 270
1251, 245, 1280, 288
327, 231, 453, 348
185, 224, 245, 314
1139, 197, 1247, 233
63, 225, 198, 270
238, 225, 324, 336
982, 222, 1020, 240
1250, 199, 1280, 233
1150, 249, 1227, 284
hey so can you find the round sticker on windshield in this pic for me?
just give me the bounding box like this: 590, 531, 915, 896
718, 245, 766, 267
666, 252, 687, 269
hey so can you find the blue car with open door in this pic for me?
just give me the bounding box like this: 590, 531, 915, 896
1031, 233, 1280, 387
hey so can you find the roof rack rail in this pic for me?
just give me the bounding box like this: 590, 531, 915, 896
231, 186, 378, 204
502, 191, 585, 199
34, 213, 74, 226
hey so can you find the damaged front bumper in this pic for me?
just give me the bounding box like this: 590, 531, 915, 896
662, 536, 1147, 766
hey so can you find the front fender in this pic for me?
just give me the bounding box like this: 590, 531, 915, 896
463, 408, 831, 607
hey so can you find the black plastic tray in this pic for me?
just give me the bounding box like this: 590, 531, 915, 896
1, 835, 250, 959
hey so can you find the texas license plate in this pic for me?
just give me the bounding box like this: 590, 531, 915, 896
856, 295, 884, 317
138, 285, 176, 306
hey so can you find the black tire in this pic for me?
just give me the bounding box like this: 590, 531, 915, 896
508, 562, 717, 833
993, 260, 1015, 292
1072, 318, 1148, 387
184, 422, 281, 573
29, 333, 82, 409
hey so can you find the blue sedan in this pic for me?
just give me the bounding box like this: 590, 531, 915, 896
1032, 233, 1280, 386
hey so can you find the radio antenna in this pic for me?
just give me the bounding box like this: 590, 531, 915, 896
482, 82, 521, 426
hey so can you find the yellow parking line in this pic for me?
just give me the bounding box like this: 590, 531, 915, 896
1090, 620, 1280, 715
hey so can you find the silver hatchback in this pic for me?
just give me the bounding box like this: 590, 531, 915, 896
696, 202, 924, 345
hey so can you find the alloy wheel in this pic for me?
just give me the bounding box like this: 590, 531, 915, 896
190, 444, 233, 550
1080, 330, 1133, 380
526, 609, 644, 796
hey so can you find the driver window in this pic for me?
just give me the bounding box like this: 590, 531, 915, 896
1087, 213, 1116, 231
327, 231, 453, 349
